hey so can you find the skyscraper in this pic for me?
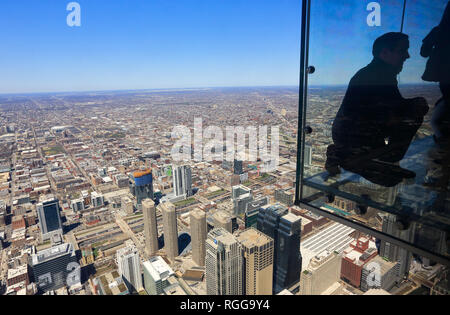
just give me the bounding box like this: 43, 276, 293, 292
300, 251, 342, 295
30, 243, 80, 293
172, 165, 192, 199
142, 199, 159, 257
232, 185, 253, 216
213, 210, 233, 233
379, 214, 415, 278
190, 208, 207, 267
206, 228, 243, 295
160, 202, 179, 262
116, 241, 143, 293
143, 256, 175, 295
257, 204, 302, 293
245, 197, 269, 229
234, 159, 243, 175
129, 169, 154, 209
237, 228, 274, 295
304, 145, 312, 166
36, 197, 63, 241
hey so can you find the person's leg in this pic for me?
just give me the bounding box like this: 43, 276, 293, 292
440, 82, 450, 104
432, 98, 448, 141
380, 108, 425, 163
437, 82, 450, 140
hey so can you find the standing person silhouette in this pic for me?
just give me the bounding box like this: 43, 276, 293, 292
421, 1, 450, 143
326, 32, 429, 187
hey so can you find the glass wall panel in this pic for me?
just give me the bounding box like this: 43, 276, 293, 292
300, 0, 450, 263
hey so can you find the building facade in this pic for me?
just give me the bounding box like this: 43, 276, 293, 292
129, 169, 154, 209
257, 204, 302, 293
237, 228, 274, 295
160, 202, 179, 262
206, 228, 243, 295
142, 199, 159, 257
116, 241, 143, 293
300, 251, 342, 295
190, 208, 207, 267
143, 256, 175, 295
30, 243, 80, 293
172, 165, 192, 199
36, 197, 63, 241
379, 214, 415, 278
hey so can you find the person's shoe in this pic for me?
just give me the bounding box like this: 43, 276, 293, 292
325, 145, 341, 176
373, 160, 416, 179
396, 167, 416, 179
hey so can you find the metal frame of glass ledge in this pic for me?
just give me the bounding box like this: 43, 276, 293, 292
294, 0, 450, 267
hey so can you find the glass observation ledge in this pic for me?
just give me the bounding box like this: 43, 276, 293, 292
295, 0, 450, 265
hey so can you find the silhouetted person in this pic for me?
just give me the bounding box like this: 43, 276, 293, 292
326, 32, 429, 187
421, 2, 450, 195
421, 1, 450, 142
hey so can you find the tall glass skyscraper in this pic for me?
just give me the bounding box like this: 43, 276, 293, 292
116, 241, 143, 293
205, 228, 243, 295
30, 243, 79, 293
257, 204, 302, 293
36, 198, 63, 241
172, 164, 193, 199
129, 169, 154, 209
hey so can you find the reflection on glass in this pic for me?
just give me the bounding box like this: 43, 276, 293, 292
300, 0, 450, 264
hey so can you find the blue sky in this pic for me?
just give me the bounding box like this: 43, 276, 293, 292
0, 0, 447, 93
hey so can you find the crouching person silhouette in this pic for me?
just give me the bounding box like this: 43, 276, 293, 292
326, 32, 429, 187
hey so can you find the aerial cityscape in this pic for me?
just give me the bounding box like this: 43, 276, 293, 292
0, 85, 447, 296
0, 0, 449, 299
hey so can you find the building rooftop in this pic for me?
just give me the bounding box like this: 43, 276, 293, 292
133, 169, 152, 178
261, 203, 288, 216
364, 255, 398, 276
163, 277, 187, 295
307, 250, 339, 271
143, 256, 174, 282
190, 208, 206, 220
96, 271, 129, 296
237, 228, 273, 248
246, 197, 269, 212
8, 265, 28, 280
301, 222, 355, 271
282, 212, 301, 224
363, 289, 391, 295
213, 210, 233, 225
208, 228, 237, 246
31, 243, 74, 265
182, 269, 204, 282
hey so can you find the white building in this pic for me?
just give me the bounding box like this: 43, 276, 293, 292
116, 241, 143, 293
172, 165, 192, 199
91, 191, 104, 208
300, 250, 342, 295
70, 198, 85, 212
143, 256, 174, 295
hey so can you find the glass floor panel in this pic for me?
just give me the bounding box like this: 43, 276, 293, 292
303, 135, 450, 253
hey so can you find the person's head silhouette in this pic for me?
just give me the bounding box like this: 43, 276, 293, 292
373, 32, 410, 73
